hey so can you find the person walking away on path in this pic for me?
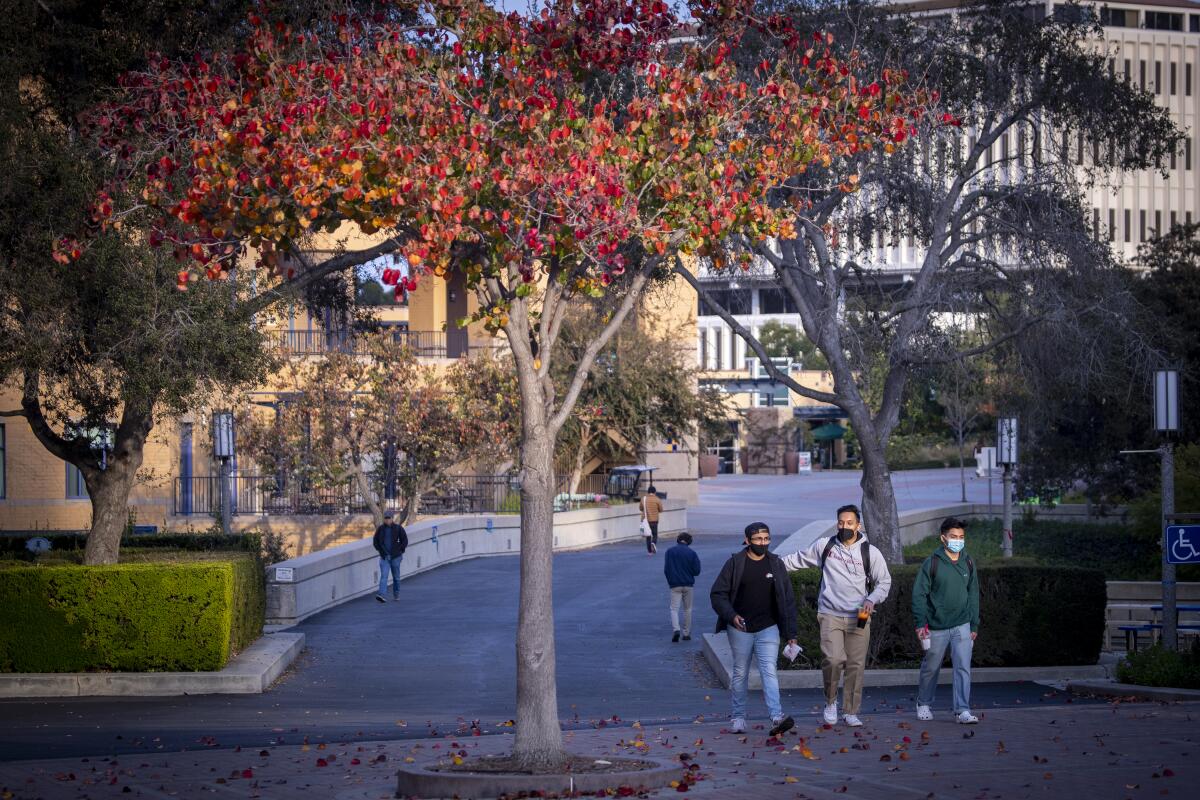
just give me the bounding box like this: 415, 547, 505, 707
912, 517, 980, 724
641, 485, 663, 555
781, 504, 892, 727
664, 531, 702, 642
710, 522, 798, 737
373, 509, 408, 603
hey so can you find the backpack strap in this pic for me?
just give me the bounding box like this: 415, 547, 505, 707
820, 536, 876, 595
928, 554, 973, 585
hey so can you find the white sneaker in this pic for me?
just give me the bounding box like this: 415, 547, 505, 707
843, 714, 863, 727
916, 705, 933, 721
956, 711, 979, 724
822, 703, 838, 725
729, 718, 746, 734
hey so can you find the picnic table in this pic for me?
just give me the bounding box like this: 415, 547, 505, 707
1118, 604, 1200, 652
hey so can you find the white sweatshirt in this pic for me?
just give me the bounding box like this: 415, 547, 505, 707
779, 534, 892, 618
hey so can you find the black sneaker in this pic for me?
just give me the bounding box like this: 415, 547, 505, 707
671, 630, 681, 642
682, 634, 691, 641
769, 716, 794, 737
375, 595, 387, 603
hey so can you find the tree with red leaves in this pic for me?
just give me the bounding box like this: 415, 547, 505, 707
71, 0, 924, 768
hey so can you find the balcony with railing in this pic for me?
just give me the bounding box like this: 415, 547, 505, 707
173, 471, 620, 518
269, 328, 458, 358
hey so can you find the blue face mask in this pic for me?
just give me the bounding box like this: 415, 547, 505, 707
945, 538, 965, 553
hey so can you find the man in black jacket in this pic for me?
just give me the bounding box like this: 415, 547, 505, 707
372, 510, 408, 603
710, 522, 798, 736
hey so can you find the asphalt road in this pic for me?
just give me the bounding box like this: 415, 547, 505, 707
0, 468, 1048, 762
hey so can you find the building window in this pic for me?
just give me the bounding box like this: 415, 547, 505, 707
1101, 8, 1135, 27
697, 288, 752, 317
1192, 14, 1200, 33
1140, 209, 1147, 242
1093, 207, 1100, 239
759, 288, 799, 314
1125, 58, 1132, 83
699, 331, 708, 370
1140, 60, 1146, 91
1156, 210, 1162, 236
1109, 209, 1116, 242
1145, 11, 1184, 32
0, 424, 5, 499
1171, 62, 1178, 95
1188, 64, 1194, 96
1155, 62, 1162, 94
1188, 139, 1194, 170
1172, 211, 1178, 229
66, 463, 88, 499
1124, 209, 1131, 243
1172, 144, 1178, 170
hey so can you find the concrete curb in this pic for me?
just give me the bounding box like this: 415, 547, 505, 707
702, 632, 1112, 690
1066, 680, 1200, 702
0, 632, 304, 699
394, 756, 682, 799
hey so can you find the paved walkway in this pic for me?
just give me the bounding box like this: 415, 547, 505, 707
0, 469, 1053, 767
2, 701, 1195, 799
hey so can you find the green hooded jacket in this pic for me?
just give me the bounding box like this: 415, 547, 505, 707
911, 547, 979, 633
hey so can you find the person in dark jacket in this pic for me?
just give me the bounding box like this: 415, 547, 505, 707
664, 532, 702, 642
373, 510, 408, 603
710, 522, 798, 737
912, 517, 980, 724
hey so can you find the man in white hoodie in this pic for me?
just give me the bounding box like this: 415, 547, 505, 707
780, 504, 892, 727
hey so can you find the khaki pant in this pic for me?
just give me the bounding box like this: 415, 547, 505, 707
818, 613, 871, 714
669, 586, 693, 636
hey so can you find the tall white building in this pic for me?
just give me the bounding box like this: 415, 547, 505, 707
695, 0, 1199, 468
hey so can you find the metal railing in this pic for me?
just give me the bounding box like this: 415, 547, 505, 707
268, 328, 452, 359
173, 472, 626, 517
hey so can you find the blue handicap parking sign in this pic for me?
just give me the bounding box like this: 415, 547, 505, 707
1167, 525, 1200, 564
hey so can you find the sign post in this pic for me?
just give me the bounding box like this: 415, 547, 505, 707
996, 417, 1018, 559
1155, 370, 1180, 649
213, 411, 235, 536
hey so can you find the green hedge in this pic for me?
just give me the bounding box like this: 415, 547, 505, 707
0, 531, 262, 560
902, 519, 1200, 582
0, 555, 264, 672
1116, 643, 1200, 689
784, 563, 1106, 669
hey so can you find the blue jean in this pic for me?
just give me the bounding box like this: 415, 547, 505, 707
917, 622, 973, 713
727, 624, 783, 721
379, 555, 402, 597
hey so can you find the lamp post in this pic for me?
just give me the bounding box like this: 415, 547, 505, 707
1155, 369, 1179, 650
213, 411, 235, 536
996, 417, 1018, 559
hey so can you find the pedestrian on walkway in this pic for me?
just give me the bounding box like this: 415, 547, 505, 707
640, 485, 663, 555
373, 510, 408, 603
780, 504, 892, 727
912, 517, 980, 724
664, 532, 702, 642
710, 522, 797, 737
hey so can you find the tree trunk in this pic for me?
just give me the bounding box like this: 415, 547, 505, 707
566, 423, 590, 496
81, 400, 155, 565
351, 458, 384, 528
512, 392, 566, 769
846, 406, 903, 565
958, 427, 967, 503
82, 456, 141, 565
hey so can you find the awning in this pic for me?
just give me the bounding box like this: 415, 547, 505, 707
810, 423, 847, 441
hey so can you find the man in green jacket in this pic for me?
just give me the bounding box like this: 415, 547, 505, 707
912, 517, 979, 724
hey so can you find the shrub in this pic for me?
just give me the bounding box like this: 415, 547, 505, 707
1116, 643, 1200, 689
902, 519, 1200, 582
784, 563, 1106, 669
0, 530, 261, 561
0, 555, 264, 672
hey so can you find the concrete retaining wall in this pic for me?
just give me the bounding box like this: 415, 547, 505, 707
265, 501, 686, 626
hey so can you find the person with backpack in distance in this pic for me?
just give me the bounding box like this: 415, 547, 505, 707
780, 504, 892, 727
912, 517, 980, 724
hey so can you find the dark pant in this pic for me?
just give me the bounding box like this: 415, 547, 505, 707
645, 521, 659, 552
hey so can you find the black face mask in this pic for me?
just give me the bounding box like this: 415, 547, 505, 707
748, 543, 769, 556
837, 528, 856, 543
